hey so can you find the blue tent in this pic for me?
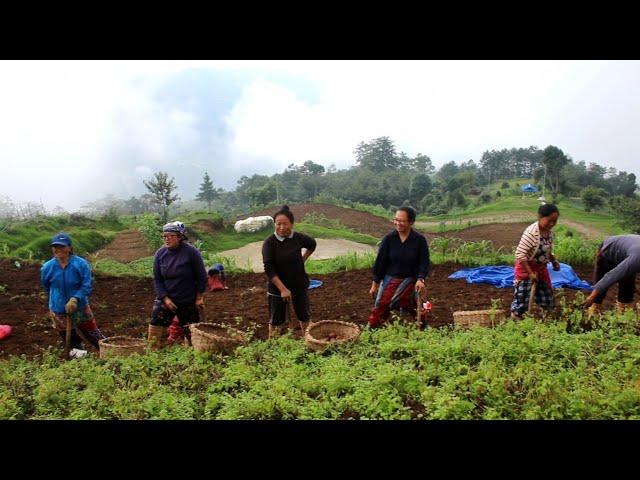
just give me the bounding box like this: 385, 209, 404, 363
521, 183, 539, 193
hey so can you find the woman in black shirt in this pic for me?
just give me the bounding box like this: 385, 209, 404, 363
369, 206, 430, 328
262, 205, 317, 339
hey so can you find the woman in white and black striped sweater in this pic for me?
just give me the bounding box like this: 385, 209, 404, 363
510, 204, 561, 320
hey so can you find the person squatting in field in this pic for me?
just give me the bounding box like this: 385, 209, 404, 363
368, 206, 430, 328
510, 203, 561, 320
207, 262, 229, 291
149, 221, 208, 347
262, 205, 317, 339
582, 234, 640, 316
40, 232, 105, 355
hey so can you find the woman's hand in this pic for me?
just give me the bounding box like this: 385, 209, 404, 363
415, 279, 425, 293
552, 260, 560, 271
65, 297, 78, 314
195, 295, 205, 309
528, 272, 538, 282
583, 290, 599, 308
369, 282, 379, 299
280, 288, 292, 302
163, 296, 177, 312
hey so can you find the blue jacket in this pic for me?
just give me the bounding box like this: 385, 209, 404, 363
40, 254, 93, 314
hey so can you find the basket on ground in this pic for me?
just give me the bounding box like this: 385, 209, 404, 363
453, 309, 506, 328
304, 320, 360, 352
189, 322, 247, 354
99, 336, 147, 359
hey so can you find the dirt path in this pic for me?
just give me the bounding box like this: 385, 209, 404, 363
218, 239, 377, 272
94, 229, 154, 263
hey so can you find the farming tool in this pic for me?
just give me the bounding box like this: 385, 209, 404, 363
527, 279, 537, 316
62, 314, 72, 360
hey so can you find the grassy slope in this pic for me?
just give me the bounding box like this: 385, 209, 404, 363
0, 214, 135, 260
417, 182, 622, 236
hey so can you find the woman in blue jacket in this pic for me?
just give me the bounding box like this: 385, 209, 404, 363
40, 232, 105, 353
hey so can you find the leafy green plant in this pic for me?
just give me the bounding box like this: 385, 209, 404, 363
3, 306, 640, 419
430, 236, 456, 261
137, 213, 163, 251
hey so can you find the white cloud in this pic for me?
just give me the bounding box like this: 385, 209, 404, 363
1, 60, 639, 211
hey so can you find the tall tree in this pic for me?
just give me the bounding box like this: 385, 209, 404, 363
196, 172, 220, 211
354, 137, 399, 172
542, 145, 570, 196
409, 174, 432, 205
412, 153, 435, 175
143, 171, 179, 223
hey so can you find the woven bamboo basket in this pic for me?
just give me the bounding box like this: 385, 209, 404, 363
452, 309, 506, 328
99, 336, 147, 359
190, 323, 247, 354
304, 320, 360, 352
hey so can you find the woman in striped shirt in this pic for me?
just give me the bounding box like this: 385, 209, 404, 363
510, 204, 561, 320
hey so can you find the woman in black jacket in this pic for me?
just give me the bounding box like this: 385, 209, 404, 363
262, 205, 316, 339
368, 207, 430, 328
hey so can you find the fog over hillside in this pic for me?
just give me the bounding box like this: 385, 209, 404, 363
1, 60, 639, 211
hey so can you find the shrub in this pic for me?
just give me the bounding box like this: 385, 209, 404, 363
137, 214, 163, 251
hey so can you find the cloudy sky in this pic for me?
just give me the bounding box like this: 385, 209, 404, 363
1, 60, 639, 211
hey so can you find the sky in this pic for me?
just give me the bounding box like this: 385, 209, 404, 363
1, 60, 639, 211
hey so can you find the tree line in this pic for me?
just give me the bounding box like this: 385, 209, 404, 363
10, 136, 636, 232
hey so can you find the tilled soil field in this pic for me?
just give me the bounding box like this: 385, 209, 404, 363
423, 222, 532, 251
1, 258, 631, 360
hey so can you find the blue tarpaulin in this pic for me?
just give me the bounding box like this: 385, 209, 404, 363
309, 279, 323, 290
521, 183, 539, 193
448, 263, 592, 290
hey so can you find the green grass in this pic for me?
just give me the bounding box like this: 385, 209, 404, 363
2, 305, 640, 419
306, 252, 376, 274
93, 257, 155, 277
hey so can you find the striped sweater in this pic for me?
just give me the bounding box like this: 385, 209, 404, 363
515, 221, 553, 262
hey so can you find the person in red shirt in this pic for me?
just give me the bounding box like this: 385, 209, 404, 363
207, 263, 229, 291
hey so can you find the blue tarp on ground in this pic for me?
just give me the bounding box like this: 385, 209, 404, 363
521, 183, 539, 193
448, 263, 592, 290
309, 279, 323, 290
